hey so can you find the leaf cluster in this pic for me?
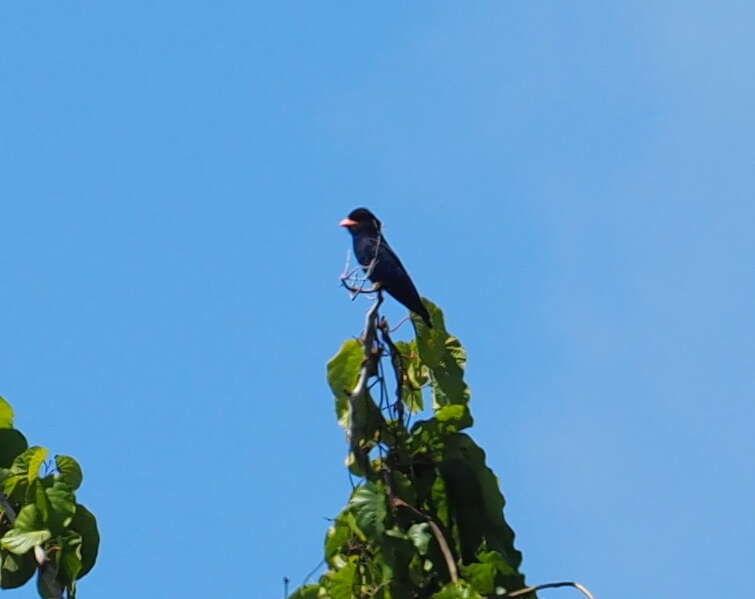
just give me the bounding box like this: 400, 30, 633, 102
0, 397, 99, 598
293, 300, 532, 599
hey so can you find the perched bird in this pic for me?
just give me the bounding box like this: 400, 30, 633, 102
339, 208, 432, 328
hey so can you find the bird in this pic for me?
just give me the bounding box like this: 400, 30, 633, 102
339, 208, 432, 328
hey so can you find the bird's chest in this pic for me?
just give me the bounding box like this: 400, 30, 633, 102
352, 235, 398, 282
352, 236, 380, 267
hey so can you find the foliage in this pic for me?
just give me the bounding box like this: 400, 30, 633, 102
291, 300, 533, 599
0, 397, 99, 598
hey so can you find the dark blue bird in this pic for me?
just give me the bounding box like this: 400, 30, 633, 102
340, 208, 432, 328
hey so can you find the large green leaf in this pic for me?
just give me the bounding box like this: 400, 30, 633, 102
378, 533, 415, 599
0, 398, 14, 430
327, 558, 357, 599
45, 481, 76, 532
26, 447, 48, 483
1, 526, 51, 555
29, 479, 50, 523
440, 434, 524, 591
69, 505, 99, 579
4, 446, 49, 501
327, 339, 364, 429
11, 503, 42, 532
348, 482, 387, 539
324, 515, 352, 564
59, 532, 83, 585
415, 300, 471, 410
55, 455, 83, 490
395, 340, 427, 413
0, 430, 28, 469
0, 550, 35, 589
2, 505, 51, 556
9, 447, 48, 482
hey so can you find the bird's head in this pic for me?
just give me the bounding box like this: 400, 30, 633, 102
339, 208, 382, 236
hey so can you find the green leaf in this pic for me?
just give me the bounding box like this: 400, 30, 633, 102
435, 404, 473, 431
440, 434, 525, 590
461, 562, 497, 594
395, 340, 426, 413
9, 446, 48, 482
378, 533, 415, 598
325, 516, 352, 564
341, 510, 366, 542
327, 558, 357, 599
1, 521, 51, 555
432, 581, 484, 599
407, 522, 432, 555
2, 505, 51, 556
13, 503, 43, 532
55, 455, 83, 490
45, 481, 76, 532
0, 550, 36, 589
69, 505, 99, 579
0, 429, 28, 468
431, 475, 451, 528
462, 549, 518, 594
0, 398, 14, 429
415, 300, 471, 411
30, 479, 50, 523
327, 339, 364, 429
27, 447, 48, 483
3, 447, 47, 504
60, 533, 83, 584
348, 482, 387, 539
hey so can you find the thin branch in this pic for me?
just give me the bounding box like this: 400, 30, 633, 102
300, 559, 326, 587
388, 315, 411, 333
390, 496, 458, 584
340, 247, 383, 300
340, 278, 382, 299
346, 291, 385, 474
377, 319, 405, 423
502, 581, 596, 599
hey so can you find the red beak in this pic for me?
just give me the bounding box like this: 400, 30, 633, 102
339, 218, 358, 227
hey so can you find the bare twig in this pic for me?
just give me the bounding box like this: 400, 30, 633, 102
346, 291, 385, 473
388, 315, 411, 333
377, 319, 405, 423
502, 581, 596, 599
390, 496, 458, 583
340, 278, 382, 299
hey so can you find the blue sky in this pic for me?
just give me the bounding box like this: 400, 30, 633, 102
1, 2, 753, 597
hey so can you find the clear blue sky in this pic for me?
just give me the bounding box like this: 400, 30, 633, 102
1, 2, 753, 598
